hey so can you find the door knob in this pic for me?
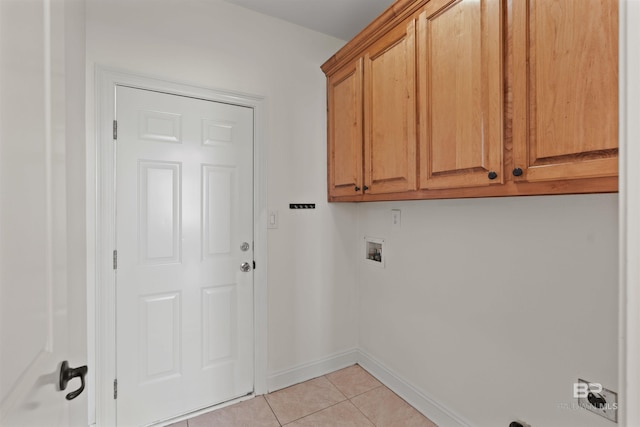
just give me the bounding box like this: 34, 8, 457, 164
59, 361, 88, 401
240, 262, 251, 272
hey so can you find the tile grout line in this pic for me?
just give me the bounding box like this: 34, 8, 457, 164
347, 383, 385, 400
324, 369, 382, 401
279, 374, 349, 425
346, 384, 386, 427
178, 366, 436, 427
348, 395, 377, 427
281, 400, 347, 426
262, 395, 284, 426
324, 372, 384, 427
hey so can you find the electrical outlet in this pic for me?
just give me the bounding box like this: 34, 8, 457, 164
576, 379, 617, 423
391, 209, 401, 231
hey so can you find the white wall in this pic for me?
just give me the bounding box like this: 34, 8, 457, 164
85, 0, 358, 398
357, 194, 618, 427
85, 3, 623, 427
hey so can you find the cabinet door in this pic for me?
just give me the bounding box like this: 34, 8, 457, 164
418, 0, 503, 189
363, 18, 417, 195
512, 0, 618, 182
327, 59, 364, 197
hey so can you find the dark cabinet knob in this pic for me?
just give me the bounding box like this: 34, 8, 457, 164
59, 360, 88, 401
363, 185, 369, 191
512, 167, 523, 177
488, 171, 498, 180
355, 186, 360, 192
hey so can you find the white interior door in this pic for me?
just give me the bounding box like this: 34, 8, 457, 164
0, 0, 87, 425
115, 86, 254, 426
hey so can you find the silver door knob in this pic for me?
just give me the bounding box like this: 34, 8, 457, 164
240, 262, 251, 272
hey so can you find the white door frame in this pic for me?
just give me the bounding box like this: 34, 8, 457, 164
619, 1, 640, 425
93, 67, 268, 426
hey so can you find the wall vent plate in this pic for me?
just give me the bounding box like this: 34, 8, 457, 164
576, 378, 617, 423
364, 237, 384, 268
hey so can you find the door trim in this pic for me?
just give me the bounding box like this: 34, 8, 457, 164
93, 67, 268, 426
619, 1, 640, 425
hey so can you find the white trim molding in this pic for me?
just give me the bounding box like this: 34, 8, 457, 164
619, 1, 640, 426
93, 67, 268, 426
266, 349, 359, 393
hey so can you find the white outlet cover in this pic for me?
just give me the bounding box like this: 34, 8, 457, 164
391, 209, 401, 231
577, 379, 617, 423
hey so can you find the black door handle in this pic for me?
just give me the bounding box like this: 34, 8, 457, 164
59, 360, 88, 401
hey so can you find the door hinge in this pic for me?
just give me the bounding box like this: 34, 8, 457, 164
113, 120, 118, 140
113, 250, 117, 270
113, 379, 118, 399
253, 260, 256, 270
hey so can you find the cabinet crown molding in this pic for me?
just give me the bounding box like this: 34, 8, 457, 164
321, 0, 426, 76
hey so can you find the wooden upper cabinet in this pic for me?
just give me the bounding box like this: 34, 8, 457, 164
322, 0, 618, 202
418, 0, 503, 190
327, 59, 363, 197
363, 17, 417, 195
511, 0, 618, 182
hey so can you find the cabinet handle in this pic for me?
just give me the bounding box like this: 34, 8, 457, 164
488, 171, 498, 180
363, 185, 369, 191
512, 167, 523, 177
355, 186, 360, 192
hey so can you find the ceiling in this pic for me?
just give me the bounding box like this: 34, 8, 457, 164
222, 0, 395, 41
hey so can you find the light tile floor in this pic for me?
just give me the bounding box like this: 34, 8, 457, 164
168, 364, 438, 427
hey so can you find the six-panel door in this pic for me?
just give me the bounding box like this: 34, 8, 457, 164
115, 86, 254, 426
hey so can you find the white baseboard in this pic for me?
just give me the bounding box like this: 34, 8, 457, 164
266, 348, 359, 392
356, 349, 474, 427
